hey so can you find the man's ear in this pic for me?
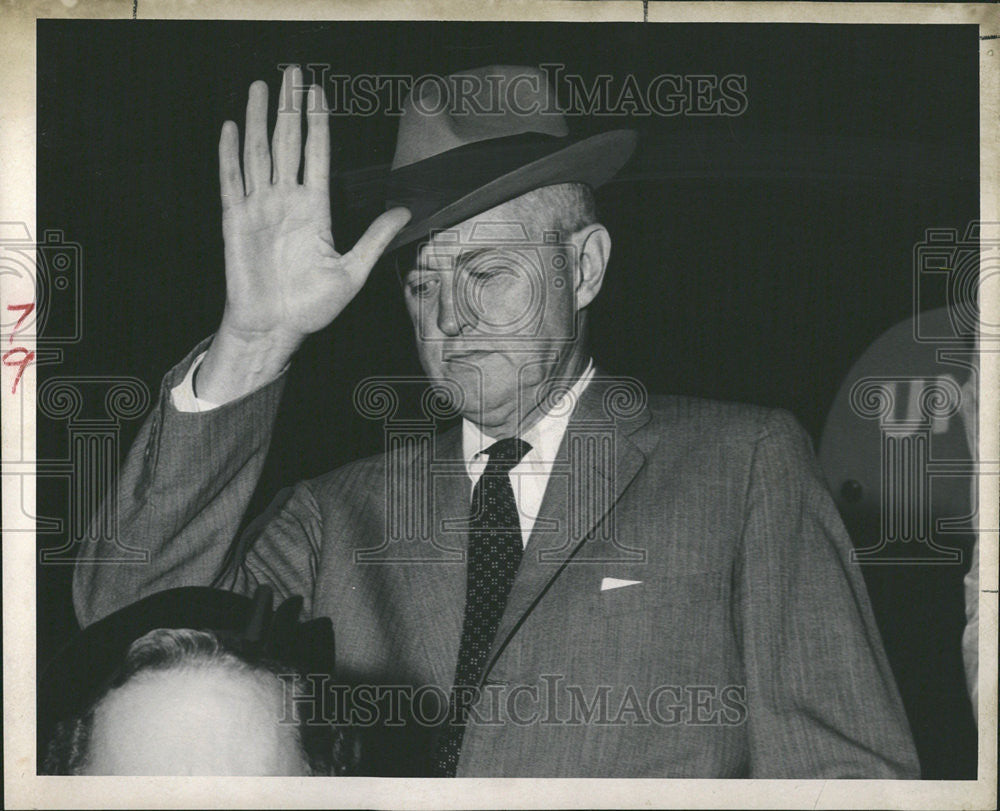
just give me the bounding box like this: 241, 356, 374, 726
570, 223, 611, 310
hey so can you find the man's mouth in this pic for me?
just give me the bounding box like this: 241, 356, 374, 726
443, 349, 493, 362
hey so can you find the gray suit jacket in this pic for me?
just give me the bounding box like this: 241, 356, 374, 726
74, 342, 920, 778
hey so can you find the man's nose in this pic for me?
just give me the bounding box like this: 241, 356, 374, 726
437, 277, 471, 336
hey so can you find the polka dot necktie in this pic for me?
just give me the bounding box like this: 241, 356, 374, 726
431, 436, 532, 777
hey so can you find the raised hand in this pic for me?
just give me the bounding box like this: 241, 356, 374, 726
198, 65, 410, 403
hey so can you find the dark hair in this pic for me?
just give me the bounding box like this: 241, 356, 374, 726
41, 627, 356, 776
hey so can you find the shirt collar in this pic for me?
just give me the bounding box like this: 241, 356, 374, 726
461, 359, 596, 480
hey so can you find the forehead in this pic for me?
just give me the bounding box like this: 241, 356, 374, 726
415, 194, 555, 271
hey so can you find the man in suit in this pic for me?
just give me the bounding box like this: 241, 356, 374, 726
73, 64, 920, 777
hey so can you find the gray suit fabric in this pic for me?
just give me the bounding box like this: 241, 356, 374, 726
73, 341, 920, 778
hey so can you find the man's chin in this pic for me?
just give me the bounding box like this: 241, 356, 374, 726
422, 374, 487, 420
426, 361, 535, 427
450, 393, 501, 425
446, 388, 518, 429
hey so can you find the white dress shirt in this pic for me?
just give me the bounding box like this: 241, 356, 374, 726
171, 352, 291, 411
173, 351, 596, 550
461, 360, 595, 549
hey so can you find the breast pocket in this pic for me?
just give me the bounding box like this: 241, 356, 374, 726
593, 570, 726, 619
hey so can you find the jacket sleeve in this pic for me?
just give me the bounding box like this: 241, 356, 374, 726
72, 338, 321, 627
735, 408, 921, 778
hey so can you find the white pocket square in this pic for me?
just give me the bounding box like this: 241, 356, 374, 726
600, 577, 643, 592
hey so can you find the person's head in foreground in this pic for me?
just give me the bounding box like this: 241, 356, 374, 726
43, 627, 349, 776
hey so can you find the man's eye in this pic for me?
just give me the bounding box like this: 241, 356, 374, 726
407, 278, 439, 297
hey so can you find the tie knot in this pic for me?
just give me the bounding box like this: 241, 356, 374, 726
484, 437, 531, 472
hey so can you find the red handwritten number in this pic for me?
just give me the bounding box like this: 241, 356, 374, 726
5, 303, 36, 393
3, 347, 34, 394
7, 303, 34, 343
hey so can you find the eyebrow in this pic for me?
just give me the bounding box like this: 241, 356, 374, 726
406, 246, 497, 279
454, 247, 494, 269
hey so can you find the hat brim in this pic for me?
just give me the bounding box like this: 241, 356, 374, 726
385, 128, 637, 252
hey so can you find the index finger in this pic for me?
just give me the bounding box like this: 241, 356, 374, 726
303, 83, 329, 189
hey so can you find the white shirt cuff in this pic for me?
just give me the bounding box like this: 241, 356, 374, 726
170, 351, 222, 412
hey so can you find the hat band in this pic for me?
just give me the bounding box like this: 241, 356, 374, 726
385, 132, 571, 227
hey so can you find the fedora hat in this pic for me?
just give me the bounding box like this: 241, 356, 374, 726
384, 65, 637, 251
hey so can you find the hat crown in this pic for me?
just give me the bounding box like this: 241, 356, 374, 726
391, 65, 569, 170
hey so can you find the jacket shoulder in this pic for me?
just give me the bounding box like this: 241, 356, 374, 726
640, 394, 812, 453
647, 394, 773, 431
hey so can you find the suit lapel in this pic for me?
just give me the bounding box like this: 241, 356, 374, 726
483, 373, 652, 678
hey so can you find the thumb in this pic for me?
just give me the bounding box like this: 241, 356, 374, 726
344, 207, 412, 281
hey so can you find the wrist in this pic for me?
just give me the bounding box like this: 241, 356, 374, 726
196, 321, 301, 403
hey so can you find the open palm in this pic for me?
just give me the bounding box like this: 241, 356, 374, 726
217, 67, 409, 346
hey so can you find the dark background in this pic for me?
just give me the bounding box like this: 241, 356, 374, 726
36, 20, 978, 777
